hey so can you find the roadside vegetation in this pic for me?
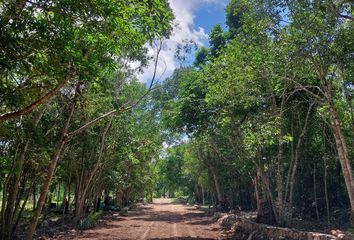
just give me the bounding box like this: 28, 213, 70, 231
153, 0, 354, 231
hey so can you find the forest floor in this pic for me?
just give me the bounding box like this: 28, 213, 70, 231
43, 198, 227, 240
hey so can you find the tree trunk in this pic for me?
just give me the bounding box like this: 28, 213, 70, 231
194, 185, 200, 203
209, 165, 223, 205
74, 176, 80, 216
32, 186, 36, 212
25, 104, 75, 240
276, 133, 284, 225
258, 165, 279, 225
2, 104, 47, 240
201, 186, 205, 205
328, 104, 354, 224
323, 154, 330, 224
115, 191, 122, 208
1, 175, 9, 240
62, 182, 68, 215
67, 181, 71, 214
313, 164, 320, 221
253, 174, 261, 212
271, 93, 286, 226
11, 187, 31, 236
289, 103, 313, 209
75, 118, 112, 223
56, 183, 60, 210
3, 141, 29, 237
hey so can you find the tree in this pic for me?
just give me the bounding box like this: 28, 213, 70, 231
156, 0, 353, 227
0, 0, 173, 122
286, 0, 354, 223
0, 1, 174, 239
194, 47, 209, 68
209, 24, 226, 57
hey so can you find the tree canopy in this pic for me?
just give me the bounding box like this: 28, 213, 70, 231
0, 0, 353, 239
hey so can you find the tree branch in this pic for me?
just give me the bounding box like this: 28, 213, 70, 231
0, 79, 68, 122
67, 39, 163, 138
339, 14, 354, 21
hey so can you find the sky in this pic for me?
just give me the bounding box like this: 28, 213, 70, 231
136, 0, 228, 83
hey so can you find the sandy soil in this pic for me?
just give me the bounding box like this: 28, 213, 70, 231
49, 198, 224, 240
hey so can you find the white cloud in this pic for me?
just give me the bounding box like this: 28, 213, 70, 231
136, 0, 223, 83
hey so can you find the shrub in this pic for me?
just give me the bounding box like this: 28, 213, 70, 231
77, 211, 102, 230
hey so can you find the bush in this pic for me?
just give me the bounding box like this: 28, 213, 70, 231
174, 190, 184, 198
77, 211, 102, 230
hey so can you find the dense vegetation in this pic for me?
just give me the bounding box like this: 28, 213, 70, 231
0, 0, 353, 239
153, 0, 354, 229
0, 1, 173, 239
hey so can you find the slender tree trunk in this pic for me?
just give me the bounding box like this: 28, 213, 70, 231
285, 117, 295, 203
2, 104, 48, 240
11, 187, 30, 236
75, 180, 80, 215
74, 173, 84, 223
64, 158, 72, 215
115, 191, 122, 208
11, 181, 27, 229
201, 186, 205, 205
1, 175, 9, 240
75, 160, 84, 218
258, 165, 280, 225
195, 185, 200, 203
75, 118, 112, 223
62, 181, 68, 215
32, 186, 36, 212
211, 192, 216, 211
313, 164, 320, 221
328, 104, 354, 223
25, 103, 75, 240
3, 141, 29, 239
56, 183, 60, 210
276, 132, 284, 225
271, 94, 286, 226
67, 180, 71, 214
318, 76, 354, 224
209, 165, 222, 205
289, 103, 313, 209
253, 174, 261, 211
74, 145, 90, 221
323, 155, 330, 224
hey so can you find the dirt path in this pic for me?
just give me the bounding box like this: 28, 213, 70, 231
52, 198, 224, 240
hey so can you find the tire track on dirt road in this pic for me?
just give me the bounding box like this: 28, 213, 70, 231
51, 198, 222, 240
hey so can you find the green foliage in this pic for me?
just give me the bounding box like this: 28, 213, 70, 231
194, 47, 209, 68
154, 68, 211, 136
0, 1, 174, 237
77, 211, 102, 230
225, 0, 248, 37
0, 0, 354, 237
155, 145, 191, 196
209, 24, 226, 57
0, 0, 173, 119
153, 0, 354, 225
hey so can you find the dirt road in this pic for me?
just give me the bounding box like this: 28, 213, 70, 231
53, 198, 224, 240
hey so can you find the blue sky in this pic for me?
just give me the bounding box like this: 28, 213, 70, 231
136, 0, 228, 83
194, 1, 227, 41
